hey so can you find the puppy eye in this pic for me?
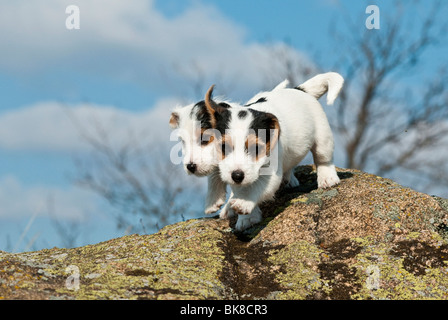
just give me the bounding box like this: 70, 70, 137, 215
247, 144, 257, 156
247, 143, 265, 158
221, 142, 232, 155
201, 134, 214, 146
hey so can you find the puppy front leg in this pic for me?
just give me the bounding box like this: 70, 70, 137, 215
235, 206, 262, 231
219, 191, 235, 219
232, 175, 281, 231
204, 169, 227, 214
229, 184, 262, 216
231, 172, 282, 219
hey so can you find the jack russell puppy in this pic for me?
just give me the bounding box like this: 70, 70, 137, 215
169, 80, 290, 217
202, 72, 343, 230
170, 72, 343, 229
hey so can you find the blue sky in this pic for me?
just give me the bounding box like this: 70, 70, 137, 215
0, 0, 447, 252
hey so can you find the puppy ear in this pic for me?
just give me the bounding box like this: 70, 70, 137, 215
169, 111, 180, 129
265, 113, 280, 155
205, 85, 227, 116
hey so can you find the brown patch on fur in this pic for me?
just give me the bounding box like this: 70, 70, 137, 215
245, 134, 267, 162
200, 127, 215, 146
265, 117, 280, 156
204, 85, 230, 129
169, 112, 179, 128
218, 135, 233, 160
204, 85, 218, 128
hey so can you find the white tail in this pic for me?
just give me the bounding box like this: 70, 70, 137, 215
296, 72, 344, 105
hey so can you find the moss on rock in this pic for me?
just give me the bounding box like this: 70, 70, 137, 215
1, 166, 448, 300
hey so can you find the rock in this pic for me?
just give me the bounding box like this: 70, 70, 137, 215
1, 165, 448, 300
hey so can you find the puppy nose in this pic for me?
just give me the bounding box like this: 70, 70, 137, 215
187, 163, 197, 173
231, 170, 245, 184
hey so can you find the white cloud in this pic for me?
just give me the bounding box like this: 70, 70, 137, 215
0, 174, 98, 220
0, 0, 312, 98
0, 96, 201, 221
0, 0, 314, 153
0, 97, 180, 152
0, 1, 244, 75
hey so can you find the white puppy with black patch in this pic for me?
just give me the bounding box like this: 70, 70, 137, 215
169, 98, 229, 214
203, 72, 344, 230
169, 80, 290, 217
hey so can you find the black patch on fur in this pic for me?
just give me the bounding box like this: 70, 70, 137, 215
191, 100, 213, 129
214, 108, 232, 135
245, 97, 267, 107
238, 110, 248, 119
248, 108, 277, 144
294, 86, 307, 93
218, 102, 231, 109
192, 100, 231, 134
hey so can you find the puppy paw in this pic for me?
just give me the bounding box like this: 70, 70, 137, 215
205, 199, 225, 214
317, 172, 340, 189
219, 201, 235, 219
317, 165, 340, 189
235, 208, 262, 231
230, 198, 256, 216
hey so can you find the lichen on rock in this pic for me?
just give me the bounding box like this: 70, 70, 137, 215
1, 165, 448, 300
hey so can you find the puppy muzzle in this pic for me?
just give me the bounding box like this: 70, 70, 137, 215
186, 162, 197, 174
231, 170, 245, 184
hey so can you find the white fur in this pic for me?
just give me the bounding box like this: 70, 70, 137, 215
219, 74, 343, 230
169, 79, 293, 218
273, 79, 290, 91
297, 72, 344, 105
169, 73, 343, 231
171, 104, 218, 176
170, 102, 228, 215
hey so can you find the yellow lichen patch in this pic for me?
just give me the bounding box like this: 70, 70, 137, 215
291, 196, 308, 204
351, 233, 448, 300
268, 240, 329, 299
53, 220, 229, 300
1, 166, 448, 300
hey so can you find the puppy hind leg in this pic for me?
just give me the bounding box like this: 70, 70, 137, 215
283, 168, 299, 188
312, 138, 340, 189
316, 163, 340, 189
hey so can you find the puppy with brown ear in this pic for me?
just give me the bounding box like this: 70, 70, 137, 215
168, 80, 290, 218
169, 96, 231, 216
169, 72, 343, 230
205, 73, 343, 231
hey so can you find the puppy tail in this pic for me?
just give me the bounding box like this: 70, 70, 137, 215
296, 72, 344, 105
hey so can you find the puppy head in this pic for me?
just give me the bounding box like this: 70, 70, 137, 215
216, 106, 280, 186
169, 88, 231, 176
